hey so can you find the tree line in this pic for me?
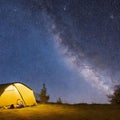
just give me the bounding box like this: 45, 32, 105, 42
38, 83, 120, 104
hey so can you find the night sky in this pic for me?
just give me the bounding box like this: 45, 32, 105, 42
0, 0, 120, 103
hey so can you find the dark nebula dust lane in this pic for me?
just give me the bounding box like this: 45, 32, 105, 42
0, 0, 120, 103
42, 0, 120, 93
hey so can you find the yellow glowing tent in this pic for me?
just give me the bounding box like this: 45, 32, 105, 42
0, 82, 37, 107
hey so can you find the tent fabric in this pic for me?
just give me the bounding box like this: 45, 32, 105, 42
0, 82, 37, 107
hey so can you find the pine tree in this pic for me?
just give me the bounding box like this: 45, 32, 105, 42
57, 97, 62, 104
108, 85, 120, 104
39, 83, 49, 103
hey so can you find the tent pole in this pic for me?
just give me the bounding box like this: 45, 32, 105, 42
13, 84, 26, 106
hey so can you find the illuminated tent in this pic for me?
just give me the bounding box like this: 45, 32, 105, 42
0, 82, 37, 107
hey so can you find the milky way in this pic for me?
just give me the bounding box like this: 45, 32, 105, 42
41, 0, 120, 95
0, 0, 120, 103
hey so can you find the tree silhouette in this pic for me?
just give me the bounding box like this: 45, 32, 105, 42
39, 83, 49, 103
108, 85, 120, 104
57, 97, 62, 104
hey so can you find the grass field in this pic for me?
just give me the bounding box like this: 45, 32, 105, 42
0, 103, 120, 120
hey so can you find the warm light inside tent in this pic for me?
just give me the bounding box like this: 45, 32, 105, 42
5, 85, 15, 91
15, 83, 21, 86
0, 82, 37, 107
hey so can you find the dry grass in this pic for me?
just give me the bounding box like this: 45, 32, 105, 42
0, 104, 120, 120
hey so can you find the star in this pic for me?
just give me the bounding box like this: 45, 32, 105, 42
110, 14, 114, 19
13, 7, 17, 12
63, 6, 67, 11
